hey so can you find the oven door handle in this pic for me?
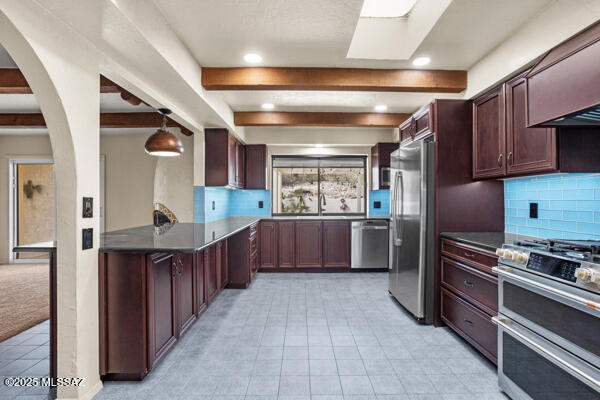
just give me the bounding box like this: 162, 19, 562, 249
493, 266, 600, 315
492, 315, 600, 392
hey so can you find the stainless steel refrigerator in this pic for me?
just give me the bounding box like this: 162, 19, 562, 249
389, 136, 435, 324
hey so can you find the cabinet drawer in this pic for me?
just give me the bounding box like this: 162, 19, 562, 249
441, 287, 497, 363
249, 234, 258, 257
441, 239, 497, 274
249, 223, 258, 237
441, 256, 498, 315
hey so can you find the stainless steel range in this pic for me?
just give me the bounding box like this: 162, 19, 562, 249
493, 239, 600, 400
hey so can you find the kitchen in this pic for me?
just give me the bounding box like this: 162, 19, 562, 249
0, 1, 599, 400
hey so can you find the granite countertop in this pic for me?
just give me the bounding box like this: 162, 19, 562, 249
13, 241, 56, 252
99, 216, 261, 253
440, 232, 539, 253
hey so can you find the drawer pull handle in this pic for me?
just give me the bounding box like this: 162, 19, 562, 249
463, 280, 474, 287
463, 319, 473, 326
464, 252, 475, 258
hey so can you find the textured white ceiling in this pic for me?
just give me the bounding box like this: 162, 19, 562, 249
217, 90, 461, 113
153, 0, 551, 69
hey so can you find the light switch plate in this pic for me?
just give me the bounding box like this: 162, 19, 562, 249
82, 197, 93, 218
529, 202, 538, 219
82, 228, 93, 250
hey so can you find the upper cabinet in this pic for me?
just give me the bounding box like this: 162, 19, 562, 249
526, 22, 600, 126
205, 128, 245, 188
245, 145, 267, 190
399, 103, 433, 145
370, 142, 397, 190
505, 73, 557, 175
472, 75, 557, 180
472, 86, 507, 179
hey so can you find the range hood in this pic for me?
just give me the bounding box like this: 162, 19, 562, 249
526, 21, 600, 127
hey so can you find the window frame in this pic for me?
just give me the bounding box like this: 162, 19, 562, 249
271, 154, 367, 216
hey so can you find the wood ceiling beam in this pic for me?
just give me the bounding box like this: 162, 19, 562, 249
203, 67, 467, 93
0, 112, 193, 136
234, 111, 411, 128
0, 70, 148, 107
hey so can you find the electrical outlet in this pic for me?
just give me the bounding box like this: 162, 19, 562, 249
258, 201, 264, 209
212, 201, 215, 210
529, 202, 538, 219
374, 201, 381, 209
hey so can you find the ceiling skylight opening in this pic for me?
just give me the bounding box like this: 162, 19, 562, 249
261, 103, 275, 110
360, 0, 419, 18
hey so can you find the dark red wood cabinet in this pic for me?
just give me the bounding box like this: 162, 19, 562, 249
227, 223, 259, 288
322, 221, 350, 267
205, 128, 245, 188
473, 74, 557, 180
277, 221, 295, 268
245, 145, 267, 189
399, 103, 432, 145
176, 253, 196, 335
440, 238, 498, 363
473, 86, 506, 179
295, 221, 322, 268
259, 221, 277, 268
195, 250, 206, 315
371, 142, 397, 190
206, 245, 219, 304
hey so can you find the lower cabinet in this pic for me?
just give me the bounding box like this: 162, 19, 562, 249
176, 253, 196, 335
260, 220, 352, 270
296, 221, 323, 267
147, 253, 178, 371
218, 241, 228, 290
322, 221, 350, 267
227, 222, 260, 288
206, 245, 219, 304
196, 250, 207, 315
440, 238, 498, 364
278, 221, 295, 267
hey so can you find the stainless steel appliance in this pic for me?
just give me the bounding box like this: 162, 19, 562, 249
389, 137, 435, 323
493, 239, 600, 399
351, 220, 389, 270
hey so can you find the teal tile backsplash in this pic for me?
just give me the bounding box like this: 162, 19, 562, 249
505, 173, 600, 239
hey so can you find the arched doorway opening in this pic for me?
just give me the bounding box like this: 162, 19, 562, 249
0, 5, 102, 400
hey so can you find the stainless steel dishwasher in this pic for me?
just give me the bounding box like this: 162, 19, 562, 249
351, 220, 389, 270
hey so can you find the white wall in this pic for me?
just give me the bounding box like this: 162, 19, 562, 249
465, 0, 600, 98
153, 133, 194, 222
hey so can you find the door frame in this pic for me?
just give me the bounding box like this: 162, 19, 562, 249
8, 156, 54, 263
8, 155, 106, 262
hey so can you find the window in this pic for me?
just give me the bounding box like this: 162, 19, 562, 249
272, 156, 366, 215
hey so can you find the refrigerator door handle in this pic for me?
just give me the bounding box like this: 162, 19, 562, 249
392, 171, 403, 246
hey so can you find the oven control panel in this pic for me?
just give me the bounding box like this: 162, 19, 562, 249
526, 253, 580, 283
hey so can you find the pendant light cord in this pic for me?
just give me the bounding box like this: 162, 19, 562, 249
161, 115, 168, 130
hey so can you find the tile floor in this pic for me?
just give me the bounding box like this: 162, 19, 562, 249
93, 272, 506, 400
0, 320, 51, 399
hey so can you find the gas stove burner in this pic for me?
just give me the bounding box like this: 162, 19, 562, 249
513, 238, 600, 262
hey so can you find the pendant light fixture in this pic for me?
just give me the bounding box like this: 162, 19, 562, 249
144, 108, 184, 157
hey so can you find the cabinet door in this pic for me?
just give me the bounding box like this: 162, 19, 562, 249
227, 135, 237, 187
195, 250, 206, 314
245, 145, 267, 189
236, 141, 245, 188
399, 117, 415, 144
277, 221, 295, 267
296, 221, 322, 268
215, 241, 223, 291
176, 253, 196, 335
206, 246, 218, 303
147, 253, 177, 367
260, 221, 277, 268
322, 221, 350, 267
473, 86, 506, 179
505, 75, 557, 176
220, 240, 228, 289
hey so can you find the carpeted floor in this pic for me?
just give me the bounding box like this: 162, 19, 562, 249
0, 263, 49, 342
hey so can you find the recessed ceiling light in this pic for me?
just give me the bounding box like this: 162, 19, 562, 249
412, 57, 431, 66
374, 104, 388, 112
360, 0, 418, 18
261, 103, 275, 110
244, 53, 262, 64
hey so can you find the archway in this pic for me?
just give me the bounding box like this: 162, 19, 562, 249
0, 4, 102, 400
